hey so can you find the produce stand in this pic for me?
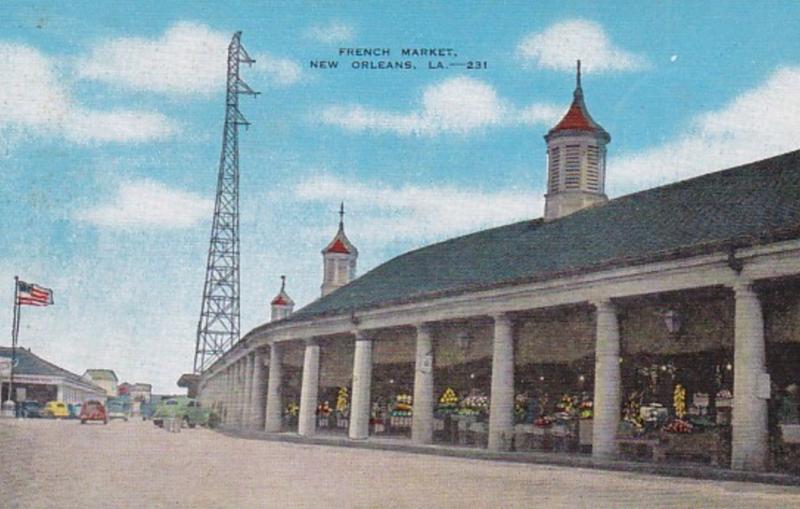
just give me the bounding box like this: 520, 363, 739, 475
657, 428, 730, 466
578, 418, 593, 450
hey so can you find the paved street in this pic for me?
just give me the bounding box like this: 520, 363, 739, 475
1, 418, 800, 508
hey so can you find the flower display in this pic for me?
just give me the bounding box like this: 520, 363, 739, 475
459, 391, 489, 416
286, 402, 299, 417
663, 418, 693, 434
317, 401, 332, 416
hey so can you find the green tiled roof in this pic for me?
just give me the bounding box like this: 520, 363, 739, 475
288, 150, 800, 322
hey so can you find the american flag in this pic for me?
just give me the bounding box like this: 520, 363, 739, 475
17, 281, 54, 307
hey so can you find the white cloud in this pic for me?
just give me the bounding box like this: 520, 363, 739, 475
304, 21, 355, 44
77, 21, 302, 96
0, 42, 176, 144
320, 76, 561, 136
254, 54, 303, 86
609, 66, 800, 194
517, 19, 648, 73
74, 179, 213, 229
293, 173, 543, 242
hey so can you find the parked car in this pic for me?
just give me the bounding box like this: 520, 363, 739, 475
106, 397, 131, 421
79, 400, 107, 424
140, 401, 155, 421
153, 397, 215, 429
16, 400, 42, 418
68, 402, 82, 419
42, 401, 69, 419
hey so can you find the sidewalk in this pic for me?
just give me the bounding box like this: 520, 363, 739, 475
219, 426, 800, 488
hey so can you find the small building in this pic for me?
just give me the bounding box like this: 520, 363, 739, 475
0, 346, 107, 404
82, 369, 118, 397
130, 383, 152, 404
177, 374, 200, 398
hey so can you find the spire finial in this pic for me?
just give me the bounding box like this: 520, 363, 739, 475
280, 275, 286, 291
576, 59, 582, 89
339, 201, 345, 228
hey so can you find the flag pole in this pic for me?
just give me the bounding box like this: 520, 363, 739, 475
9, 276, 20, 407
4, 276, 19, 414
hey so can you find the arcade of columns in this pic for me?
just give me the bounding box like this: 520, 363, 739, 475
199, 267, 782, 472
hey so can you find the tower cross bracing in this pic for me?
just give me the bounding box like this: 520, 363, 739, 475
193, 31, 259, 374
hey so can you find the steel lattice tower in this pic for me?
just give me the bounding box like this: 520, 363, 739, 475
194, 32, 259, 373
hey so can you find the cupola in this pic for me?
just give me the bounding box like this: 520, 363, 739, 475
321, 203, 358, 297
270, 275, 295, 321
543, 60, 610, 221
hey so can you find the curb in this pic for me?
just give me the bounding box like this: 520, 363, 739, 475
216, 427, 800, 488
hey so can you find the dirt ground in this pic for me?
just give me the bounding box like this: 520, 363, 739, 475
1, 418, 800, 508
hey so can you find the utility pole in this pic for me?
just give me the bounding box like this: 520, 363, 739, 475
194, 32, 259, 373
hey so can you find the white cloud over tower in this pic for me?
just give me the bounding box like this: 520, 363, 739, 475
77, 21, 302, 96
320, 76, 562, 136
516, 19, 649, 73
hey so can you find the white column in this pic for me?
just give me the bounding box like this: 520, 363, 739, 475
592, 299, 621, 460
349, 331, 373, 440
250, 349, 267, 430
488, 313, 515, 451
298, 339, 321, 437
222, 366, 231, 427
242, 354, 254, 429
731, 281, 768, 471
235, 362, 244, 427
412, 323, 435, 444
265, 343, 284, 432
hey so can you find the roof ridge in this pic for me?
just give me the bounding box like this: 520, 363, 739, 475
606, 148, 800, 206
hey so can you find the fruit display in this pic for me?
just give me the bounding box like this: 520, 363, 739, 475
556, 394, 576, 415
663, 418, 693, 434
391, 394, 413, 417
437, 387, 459, 414
534, 416, 553, 428
673, 384, 687, 419
514, 394, 529, 422
335, 387, 349, 415
578, 399, 593, 420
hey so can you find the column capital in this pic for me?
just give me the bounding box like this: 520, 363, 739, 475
733, 278, 757, 298
303, 337, 319, 347
415, 322, 434, 335
491, 312, 512, 327
353, 329, 373, 342
592, 298, 617, 314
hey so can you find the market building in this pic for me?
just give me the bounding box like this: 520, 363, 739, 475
0, 347, 107, 405
196, 66, 800, 474
82, 369, 118, 397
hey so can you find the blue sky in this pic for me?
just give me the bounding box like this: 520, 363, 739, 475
2, 1, 800, 392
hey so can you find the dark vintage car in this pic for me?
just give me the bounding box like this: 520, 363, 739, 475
79, 400, 108, 424
16, 400, 42, 418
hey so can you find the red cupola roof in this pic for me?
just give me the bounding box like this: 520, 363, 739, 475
326, 238, 351, 254
270, 276, 294, 307
546, 60, 609, 142
322, 202, 358, 256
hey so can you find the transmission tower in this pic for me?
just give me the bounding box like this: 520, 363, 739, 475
194, 32, 259, 373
